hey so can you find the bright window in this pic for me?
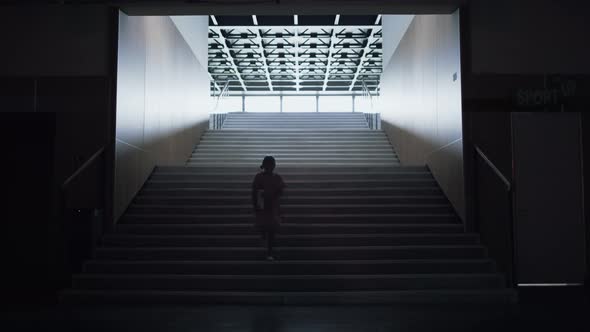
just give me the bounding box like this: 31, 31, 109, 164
283, 96, 316, 112
215, 96, 242, 113
354, 95, 375, 113
246, 96, 280, 112
318, 96, 353, 112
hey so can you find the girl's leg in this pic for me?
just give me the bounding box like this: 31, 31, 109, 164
266, 230, 275, 256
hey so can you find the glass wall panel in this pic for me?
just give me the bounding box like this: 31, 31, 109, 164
318, 96, 353, 112
283, 96, 316, 112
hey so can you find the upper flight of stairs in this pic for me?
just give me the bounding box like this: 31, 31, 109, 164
192, 113, 394, 167
61, 112, 515, 305
220, 112, 370, 130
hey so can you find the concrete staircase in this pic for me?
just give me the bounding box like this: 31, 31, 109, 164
61, 112, 515, 304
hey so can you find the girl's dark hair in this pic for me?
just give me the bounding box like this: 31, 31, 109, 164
260, 156, 276, 170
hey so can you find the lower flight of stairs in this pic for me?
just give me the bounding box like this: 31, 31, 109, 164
60, 113, 515, 304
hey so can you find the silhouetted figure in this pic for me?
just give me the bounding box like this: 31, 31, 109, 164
252, 156, 286, 261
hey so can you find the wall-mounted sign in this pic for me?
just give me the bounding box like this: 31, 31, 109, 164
514, 76, 578, 111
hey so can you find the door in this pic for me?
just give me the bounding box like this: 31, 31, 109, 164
512, 112, 586, 285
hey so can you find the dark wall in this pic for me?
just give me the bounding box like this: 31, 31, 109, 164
463, 0, 590, 285
1, 113, 56, 304
469, 0, 590, 75
582, 113, 590, 284
0, 5, 113, 76
0, 5, 117, 304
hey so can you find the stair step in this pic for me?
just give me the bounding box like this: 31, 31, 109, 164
121, 213, 460, 224
197, 141, 391, 145
219, 128, 374, 131
100, 233, 480, 247
83, 259, 495, 275
188, 157, 400, 162
133, 195, 448, 205
126, 204, 455, 215
200, 136, 389, 140
192, 152, 398, 157
143, 179, 434, 189
139, 187, 444, 197
185, 162, 402, 167
192, 151, 395, 156
150, 173, 429, 181
71, 273, 505, 291
221, 127, 371, 130
195, 144, 394, 149
94, 245, 486, 260
202, 133, 388, 137
155, 166, 428, 173
114, 223, 466, 235
59, 289, 517, 305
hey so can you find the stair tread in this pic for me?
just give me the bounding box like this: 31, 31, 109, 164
97, 245, 483, 250
130, 204, 450, 208
74, 273, 501, 280
105, 234, 476, 239
86, 258, 492, 264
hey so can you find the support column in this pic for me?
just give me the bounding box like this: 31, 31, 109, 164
316, 94, 319, 112
352, 95, 356, 113
242, 95, 245, 112
280, 95, 283, 112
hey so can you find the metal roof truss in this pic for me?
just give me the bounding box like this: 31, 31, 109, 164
209, 18, 382, 96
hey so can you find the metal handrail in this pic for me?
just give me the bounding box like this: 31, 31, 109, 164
214, 81, 230, 111
58, 145, 106, 284
361, 79, 373, 110
62, 146, 106, 190
474, 146, 511, 190
474, 145, 517, 287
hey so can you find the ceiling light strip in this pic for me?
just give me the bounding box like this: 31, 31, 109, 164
375, 15, 382, 25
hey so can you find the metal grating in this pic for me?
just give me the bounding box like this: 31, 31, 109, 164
209, 15, 382, 96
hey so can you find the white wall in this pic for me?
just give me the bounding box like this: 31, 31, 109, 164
378, 12, 464, 219
381, 15, 414, 68
170, 16, 209, 69
115, 13, 210, 221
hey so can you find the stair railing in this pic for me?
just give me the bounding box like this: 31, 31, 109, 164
58, 146, 106, 286
361, 79, 374, 111
213, 81, 230, 111
474, 145, 517, 288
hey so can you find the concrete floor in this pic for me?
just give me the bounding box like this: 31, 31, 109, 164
1, 288, 588, 332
